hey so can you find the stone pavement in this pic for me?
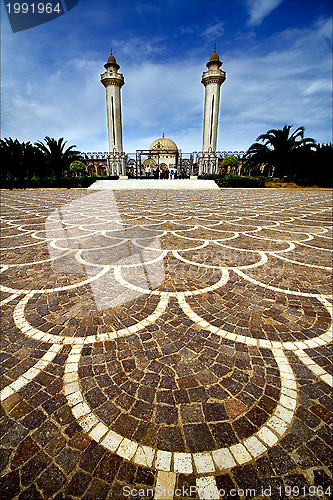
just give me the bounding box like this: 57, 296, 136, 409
0, 188, 332, 500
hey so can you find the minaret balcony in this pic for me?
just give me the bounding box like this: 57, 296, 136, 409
201, 71, 226, 86
100, 72, 125, 87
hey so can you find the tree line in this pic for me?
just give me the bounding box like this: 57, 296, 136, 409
0, 136, 83, 182
1, 126, 332, 187
242, 125, 332, 186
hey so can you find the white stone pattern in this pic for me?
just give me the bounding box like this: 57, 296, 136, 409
1, 189, 332, 500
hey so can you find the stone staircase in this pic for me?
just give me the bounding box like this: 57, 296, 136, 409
88, 179, 219, 190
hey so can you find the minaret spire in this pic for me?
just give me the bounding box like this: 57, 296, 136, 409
101, 50, 124, 153
200, 48, 226, 174
201, 47, 225, 154
100, 50, 125, 174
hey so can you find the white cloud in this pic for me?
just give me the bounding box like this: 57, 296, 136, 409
119, 37, 166, 58
178, 20, 224, 40
1, 14, 331, 154
1, 52, 107, 150
316, 15, 332, 39
246, 0, 285, 26
201, 22, 224, 38
303, 79, 332, 96
219, 27, 332, 148
123, 30, 332, 152
120, 60, 204, 151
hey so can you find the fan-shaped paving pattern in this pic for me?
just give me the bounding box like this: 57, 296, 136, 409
244, 255, 332, 296
186, 280, 331, 343
1, 188, 332, 500
79, 327, 281, 454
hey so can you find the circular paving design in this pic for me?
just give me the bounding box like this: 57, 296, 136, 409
1, 188, 332, 499
77, 322, 282, 454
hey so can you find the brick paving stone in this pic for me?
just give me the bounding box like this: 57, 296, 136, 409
184, 423, 215, 452
284, 473, 310, 492
0, 469, 20, 499
78, 442, 104, 473
2, 423, 30, 447
81, 478, 109, 500
216, 474, 240, 499
95, 452, 123, 483
1, 188, 332, 498
268, 446, 298, 475
20, 452, 49, 487
21, 409, 47, 430
157, 426, 185, 452
10, 437, 40, 469
18, 484, 44, 500
232, 464, 264, 493
306, 438, 333, 465
0, 448, 12, 473
254, 455, 274, 477
233, 416, 257, 440
55, 447, 81, 473
313, 469, 332, 491
263, 477, 289, 500
36, 464, 66, 497
44, 434, 68, 457
176, 473, 199, 499
135, 465, 156, 486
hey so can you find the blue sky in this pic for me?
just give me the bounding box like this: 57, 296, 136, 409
1, 0, 332, 153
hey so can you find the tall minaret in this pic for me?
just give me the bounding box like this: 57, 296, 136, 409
201, 47, 226, 153
100, 50, 125, 154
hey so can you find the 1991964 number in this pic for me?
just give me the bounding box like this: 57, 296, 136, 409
6, 3, 61, 14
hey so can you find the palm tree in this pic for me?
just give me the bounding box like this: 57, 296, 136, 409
0, 137, 44, 180
309, 143, 333, 186
243, 125, 316, 178
35, 137, 82, 177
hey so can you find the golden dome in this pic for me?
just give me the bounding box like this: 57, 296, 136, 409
206, 47, 222, 69
107, 54, 117, 63
104, 50, 120, 71
210, 51, 220, 61
210, 45, 220, 61
149, 136, 178, 151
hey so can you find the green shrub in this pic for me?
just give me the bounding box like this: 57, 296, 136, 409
0, 175, 119, 189
198, 174, 265, 188
69, 160, 87, 175
216, 175, 265, 188
198, 174, 221, 180
294, 177, 333, 188
222, 155, 239, 169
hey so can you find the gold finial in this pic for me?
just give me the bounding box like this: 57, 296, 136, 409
163, 132, 165, 138
214, 44, 216, 52
110, 48, 113, 55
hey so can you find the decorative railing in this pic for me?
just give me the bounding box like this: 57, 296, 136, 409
84, 152, 109, 159
83, 151, 246, 160
82, 151, 247, 177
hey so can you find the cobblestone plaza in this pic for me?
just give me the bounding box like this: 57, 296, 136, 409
0, 187, 332, 499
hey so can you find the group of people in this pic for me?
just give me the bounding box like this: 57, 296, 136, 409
145, 166, 177, 179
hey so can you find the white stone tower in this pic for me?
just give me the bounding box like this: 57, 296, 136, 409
100, 50, 125, 157
201, 47, 226, 156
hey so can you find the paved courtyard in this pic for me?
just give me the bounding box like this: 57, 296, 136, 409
0, 187, 332, 500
